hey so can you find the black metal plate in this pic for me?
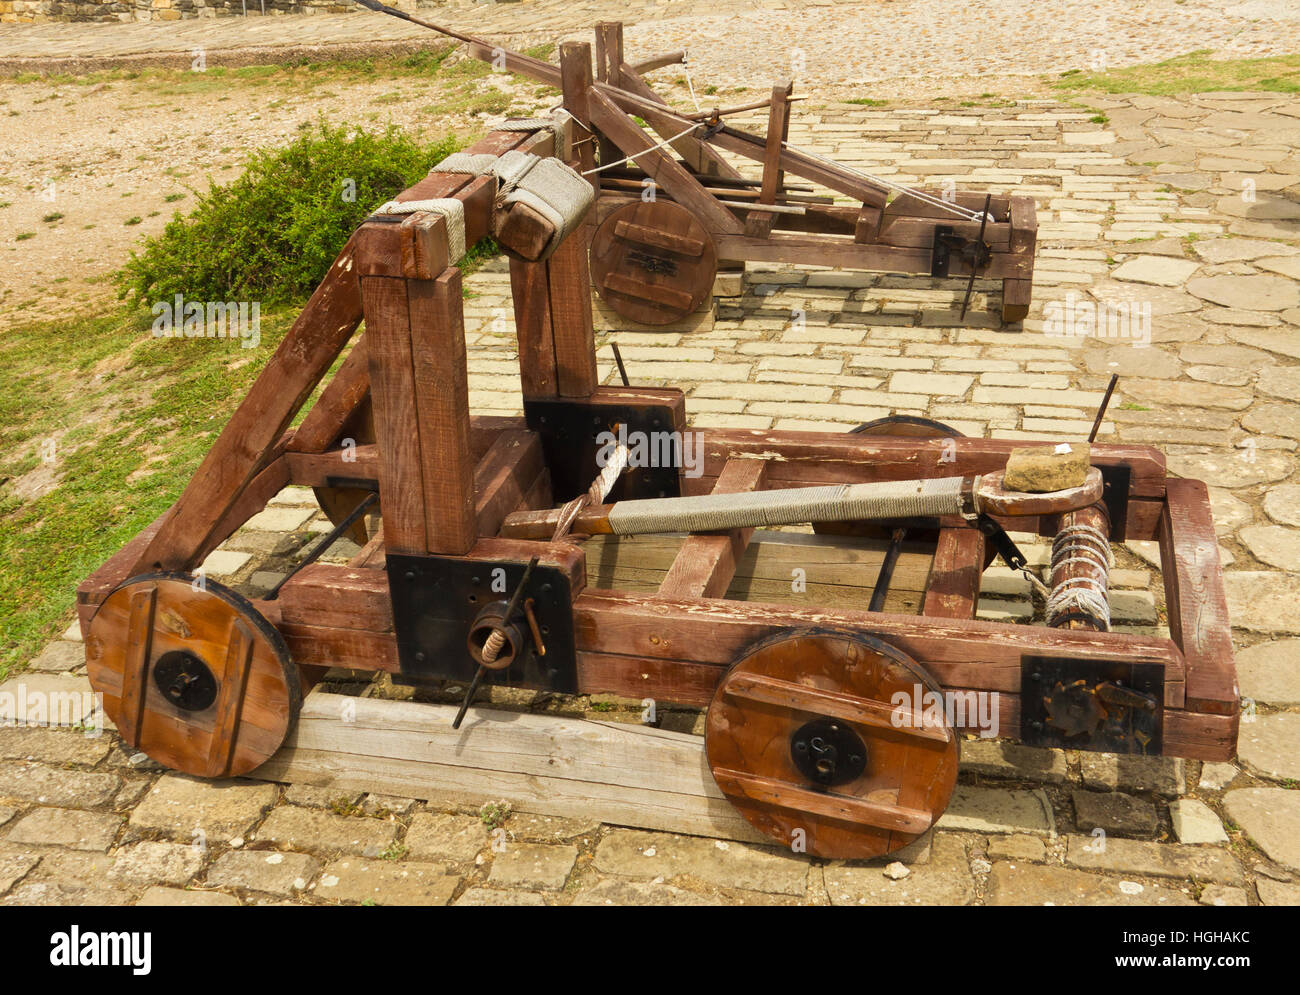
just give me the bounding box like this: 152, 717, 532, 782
523, 397, 683, 504
1097, 462, 1131, 542
387, 553, 577, 693
930, 224, 953, 277
1020, 655, 1163, 754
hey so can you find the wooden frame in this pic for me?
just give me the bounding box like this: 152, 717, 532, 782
78, 118, 1235, 768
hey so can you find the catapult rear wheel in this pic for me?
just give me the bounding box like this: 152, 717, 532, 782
85, 573, 301, 778
705, 630, 958, 859
590, 200, 717, 326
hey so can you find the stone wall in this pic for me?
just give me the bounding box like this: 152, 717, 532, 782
0, 0, 406, 24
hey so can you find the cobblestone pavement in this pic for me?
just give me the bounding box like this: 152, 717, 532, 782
2, 0, 1300, 87
3, 84, 1300, 905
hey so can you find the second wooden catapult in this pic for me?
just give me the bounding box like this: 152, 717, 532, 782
76, 27, 1237, 860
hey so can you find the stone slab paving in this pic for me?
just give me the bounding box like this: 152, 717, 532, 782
3, 5, 1300, 906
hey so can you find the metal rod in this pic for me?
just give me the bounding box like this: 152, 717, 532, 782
959, 193, 992, 320
1089, 374, 1120, 443
611, 342, 631, 386
264, 491, 378, 600
867, 527, 907, 612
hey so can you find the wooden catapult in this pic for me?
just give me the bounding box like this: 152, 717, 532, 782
372, 8, 1040, 326
76, 28, 1237, 860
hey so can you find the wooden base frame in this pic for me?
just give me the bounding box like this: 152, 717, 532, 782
77, 115, 1235, 854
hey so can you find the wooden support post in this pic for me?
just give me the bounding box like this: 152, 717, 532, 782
560, 42, 598, 184
359, 212, 476, 557
1001, 195, 1037, 323
659, 459, 768, 598
745, 80, 793, 239
922, 528, 985, 619
546, 226, 599, 397
510, 258, 560, 399
593, 22, 624, 170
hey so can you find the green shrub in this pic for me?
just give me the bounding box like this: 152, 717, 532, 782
116, 121, 462, 306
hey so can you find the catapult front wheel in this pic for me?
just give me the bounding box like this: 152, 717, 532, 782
705, 630, 958, 859
85, 573, 302, 778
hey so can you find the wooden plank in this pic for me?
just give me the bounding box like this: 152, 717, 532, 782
712, 767, 932, 834
289, 337, 370, 453
560, 42, 597, 180
473, 429, 545, 538
722, 671, 950, 743
408, 269, 476, 555
659, 458, 767, 598
360, 274, 427, 554
574, 589, 1186, 691
250, 690, 770, 845
466, 41, 562, 88
694, 431, 1167, 500
587, 87, 744, 235
923, 527, 984, 619
206, 619, 255, 778
1159, 478, 1238, 716
117, 586, 157, 748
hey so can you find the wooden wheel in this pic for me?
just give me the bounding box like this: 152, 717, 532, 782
86, 573, 302, 778
590, 200, 717, 326
705, 630, 958, 859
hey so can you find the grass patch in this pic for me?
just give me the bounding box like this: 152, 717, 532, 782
1055, 50, 1300, 96
0, 303, 315, 678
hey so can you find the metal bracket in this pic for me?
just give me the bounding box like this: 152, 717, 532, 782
1097, 463, 1132, 542
930, 224, 954, 277
386, 552, 578, 693
523, 396, 683, 504
1021, 655, 1163, 754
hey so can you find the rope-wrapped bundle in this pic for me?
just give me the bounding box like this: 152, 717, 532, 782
1044, 503, 1113, 631
606, 477, 969, 536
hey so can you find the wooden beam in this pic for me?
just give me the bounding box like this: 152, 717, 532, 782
744, 80, 793, 239
659, 459, 768, 599
510, 257, 560, 399
587, 87, 744, 235
613, 60, 743, 180
288, 337, 370, 454
546, 222, 600, 398
250, 690, 769, 845
409, 269, 477, 555
1159, 478, 1239, 717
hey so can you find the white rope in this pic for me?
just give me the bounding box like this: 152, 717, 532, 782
681, 51, 702, 114
1045, 522, 1113, 630
420, 148, 595, 259
371, 197, 466, 261
780, 140, 989, 222
580, 121, 704, 176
